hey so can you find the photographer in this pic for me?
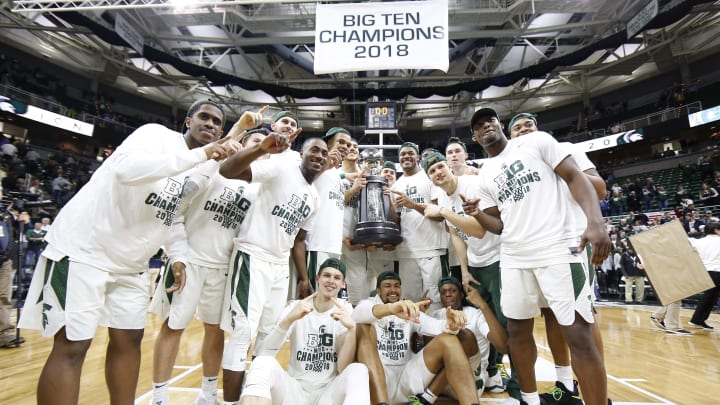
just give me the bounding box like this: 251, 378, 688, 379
0, 184, 30, 347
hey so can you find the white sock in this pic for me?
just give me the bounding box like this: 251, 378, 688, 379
555, 365, 574, 391
223, 402, 238, 405
201, 375, 218, 398
521, 391, 540, 405
420, 387, 437, 404
151, 380, 170, 405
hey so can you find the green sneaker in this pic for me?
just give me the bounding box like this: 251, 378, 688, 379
407, 394, 431, 405
539, 380, 582, 404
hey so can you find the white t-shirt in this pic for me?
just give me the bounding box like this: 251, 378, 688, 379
690, 234, 720, 272
233, 158, 318, 264
352, 295, 447, 367
341, 177, 360, 238
476, 131, 581, 268
257, 299, 353, 395
430, 305, 490, 380
167, 161, 259, 268
559, 142, 597, 234
305, 168, 345, 255
391, 170, 448, 259
43, 124, 207, 273
436, 176, 501, 267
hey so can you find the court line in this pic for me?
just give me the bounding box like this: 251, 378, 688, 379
536, 343, 675, 405
134, 363, 203, 404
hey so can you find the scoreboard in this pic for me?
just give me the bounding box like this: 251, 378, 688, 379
366, 102, 396, 130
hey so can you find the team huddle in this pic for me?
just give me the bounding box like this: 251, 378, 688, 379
18, 100, 612, 405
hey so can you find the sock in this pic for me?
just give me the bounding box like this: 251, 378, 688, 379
555, 365, 574, 391
151, 380, 170, 405
201, 375, 219, 398
420, 388, 437, 404
223, 402, 238, 405
521, 391, 540, 405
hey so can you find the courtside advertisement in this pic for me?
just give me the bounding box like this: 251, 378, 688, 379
314, 0, 449, 74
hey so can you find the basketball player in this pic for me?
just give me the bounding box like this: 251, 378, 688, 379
240, 258, 369, 405
149, 125, 268, 405
217, 135, 325, 403
463, 107, 611, 405
19, 99, 234, 404
508, 112, 607, 404
353, 271, 481, 405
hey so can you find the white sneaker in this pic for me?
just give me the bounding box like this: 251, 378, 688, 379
194, 391, 219, 405
502, 397, 521, 405
485, 371, 506, 393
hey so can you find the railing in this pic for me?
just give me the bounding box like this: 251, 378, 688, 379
0, 83, 138, 135
622, 101, 702, 131
558, 101, 704, 142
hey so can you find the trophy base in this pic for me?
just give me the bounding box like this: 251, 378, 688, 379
352, 222, 403, 248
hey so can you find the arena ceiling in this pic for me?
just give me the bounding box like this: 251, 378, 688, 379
1, 0, 719, 132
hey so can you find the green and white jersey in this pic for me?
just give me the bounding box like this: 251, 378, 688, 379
341, 177, 359, 238
391, 170, 448, 259
559, 142, 597, 235
306, 168, 345, 255
430, 305, 490, 381
233, 158, 318, 264
43, 123, 207, 273
166, 161, 259, 268
436, 175, 500, 267
352, 295, 447, 367
257, 299, 353, 394
476, 131, 581, 268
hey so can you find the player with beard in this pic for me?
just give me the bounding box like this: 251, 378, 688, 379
19, 99, 234, 405
150, 121, 268, 405
420, 152, 520, 400
218, 134, 326, 404
353, 271, 481, 405
240, 258, 369, 405
296, 127, 352, 298
412, 276, 508, 404
508, 112, 608, 405
390, 142, 449, 310
462, 107, 611, 405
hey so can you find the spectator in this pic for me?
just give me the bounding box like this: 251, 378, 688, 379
620, 246, 645, 304
698, 183, 719, 206
641, 187, 654, 212
50, 170, 71, 205
626, 191, 641, 213
610, 191, 625, 216
656, 185, 669, 210
24, 221, 46, 268
675, 185, 690, 207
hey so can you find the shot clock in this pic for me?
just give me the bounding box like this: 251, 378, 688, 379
366, 102, 396, 130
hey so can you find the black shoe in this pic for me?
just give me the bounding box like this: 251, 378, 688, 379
539, 380, 582, 404
688, 321, 714, 330
0, 336, 25, 348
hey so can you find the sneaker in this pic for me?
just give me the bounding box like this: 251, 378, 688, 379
407, 394, 431, 405
650, 316, 666, 330
666, 328, 692, 335
485, 371, 506, 393
194, 391, 218, 405
539, 380, 582, 404
498, 362, 510, 384
688, 321, 714, 330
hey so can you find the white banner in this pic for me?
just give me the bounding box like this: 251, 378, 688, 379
626, 0, 658, 39
576, 129, 644, 153
21, 105, 94, 137
314, 0, 449, 74
115, 14, 145, 55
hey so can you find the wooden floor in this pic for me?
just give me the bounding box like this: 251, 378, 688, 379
1, 302, 719, 404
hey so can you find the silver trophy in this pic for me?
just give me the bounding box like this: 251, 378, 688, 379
352, 148, 402, 247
